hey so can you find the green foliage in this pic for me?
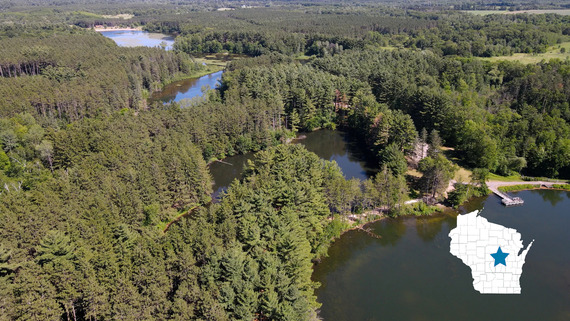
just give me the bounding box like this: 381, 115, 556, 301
447, 183, 471, 208
201, 144, 341, 319
0, 26, 204, 120
406, 202, 440, 216
1, 3, 570, 319
379, 143, 408, 176
418, 154, 458, 199
35, 231, 76, 266
371, 166, 409, 211
457, 120, 498, 170
498, 184, 541, 192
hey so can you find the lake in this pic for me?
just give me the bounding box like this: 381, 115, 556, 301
210, 130, 374, 200
312, 190, 570, 321
99, 30, 174, 50
149, 70, 224, 103
145, 51, 570, 319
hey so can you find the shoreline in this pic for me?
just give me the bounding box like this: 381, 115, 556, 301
169, 66, 224, 84
335, 203, 451, 239
334, 181, 569, 241
487, 180, 568, 195
150, 67, 224, 101
496, 186, 570, 193
94, 27, 142, 32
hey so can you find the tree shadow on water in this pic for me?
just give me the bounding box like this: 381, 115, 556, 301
535, 189, 568, 207
341, 131, 379, 178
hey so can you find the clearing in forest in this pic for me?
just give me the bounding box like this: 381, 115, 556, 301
481, 42, 570, 64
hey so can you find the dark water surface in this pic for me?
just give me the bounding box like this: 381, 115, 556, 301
312, 190, 570, 321
294, 129, 376, 180
209, 153, 255, 200
210, 130, 373, 200
150, 70, 223, 103
99, 30, 174, 50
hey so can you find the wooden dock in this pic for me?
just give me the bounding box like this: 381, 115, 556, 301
492, 189, 524, 206
487, 180, 570, 207
501, 196, 524, 206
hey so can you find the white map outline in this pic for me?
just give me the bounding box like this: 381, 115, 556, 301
449, 210, 534, 294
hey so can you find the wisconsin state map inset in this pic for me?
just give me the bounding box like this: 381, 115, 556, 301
449, 210, 534, 294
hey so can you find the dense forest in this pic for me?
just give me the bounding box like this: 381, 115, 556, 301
216, 49, 570, 178
0, 27, 205, 121
1, 1, 570, 320
158, 11, 570, 58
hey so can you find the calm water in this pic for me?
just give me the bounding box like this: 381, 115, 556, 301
210, 152, 255, 200
312, 190, 570, 321
210, 130, 373, 200
99, 30, 174, 50
150, 70, 223, 103
295, 129, 376, 180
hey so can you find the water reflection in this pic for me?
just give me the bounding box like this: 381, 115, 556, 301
312, 229, 381, 280
295, 130, 377, 180
150, 70, 223, 103
535, 189, 568, 207
369, 217, 407, 246
209, 152, 254, 200
415, 214, 448, 242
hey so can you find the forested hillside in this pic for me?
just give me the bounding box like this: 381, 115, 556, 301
147, 9, 570, 58
1, 1, 570, 320
0, 27, 203, 120
218, 50, 570, 178
0, 114, 340, 319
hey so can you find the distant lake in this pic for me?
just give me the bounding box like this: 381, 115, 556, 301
99, 30, 174, 50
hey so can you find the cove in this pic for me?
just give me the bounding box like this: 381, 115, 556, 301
210, 130, 375, 200
294, 129, 377, 181
99, 30, 174, 50
312, 190, 570, 321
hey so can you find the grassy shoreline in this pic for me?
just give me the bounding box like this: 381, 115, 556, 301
498, 184, 570, 193
155, 64, 224, 94
169, 65, 224, 82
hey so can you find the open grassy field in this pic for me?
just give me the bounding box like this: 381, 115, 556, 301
454, 167, 472, 183
464, 9, 570, 16
481, 42, 570, 64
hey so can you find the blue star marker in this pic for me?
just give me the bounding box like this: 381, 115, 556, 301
491, 247, 509, 267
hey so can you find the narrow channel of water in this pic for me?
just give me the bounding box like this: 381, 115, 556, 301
149, 70, 223, 103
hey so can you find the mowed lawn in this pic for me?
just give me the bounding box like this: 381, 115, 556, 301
480, 42, 570, 64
